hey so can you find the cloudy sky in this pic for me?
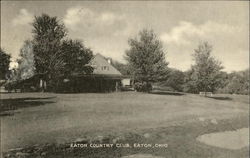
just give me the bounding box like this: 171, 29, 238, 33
1, 1, 249, 72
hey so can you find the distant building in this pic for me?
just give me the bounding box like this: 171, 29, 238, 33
120, 77, 134, 91
91, 53, 122, 76
4, 53, 131, 93
121, 78, 131, 87
53, 53, 124, 93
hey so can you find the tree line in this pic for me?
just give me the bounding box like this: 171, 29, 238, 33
0, 14, 248, 94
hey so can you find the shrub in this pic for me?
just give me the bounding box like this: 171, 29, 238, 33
134, 82, 152, 92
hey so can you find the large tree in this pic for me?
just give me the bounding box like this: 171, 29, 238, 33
16, 40, 35, 80
125, 29, 168, 88
32, 14, 67, 90
32, 14, 95, 91
0, 48, 11, 80
60, 39, 94, 77
186, 42, 224, 93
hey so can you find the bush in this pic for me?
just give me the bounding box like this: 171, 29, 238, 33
134, 82, 152, 92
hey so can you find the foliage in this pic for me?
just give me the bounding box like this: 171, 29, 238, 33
125, 29, 169, 91
111, 60, 131, 76
60, 39, 94, 77
31, 14, 94, 91
184, 42, 224, 93
32, 14, 67, 80
218, 69, 249, 95
0, 48, 11, 80
158, 68, 185, 92
7, 68, 19, 82
16, 40, 35, 80
134, 82, 152, 92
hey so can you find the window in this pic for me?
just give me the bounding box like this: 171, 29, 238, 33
101, 66, 109, 71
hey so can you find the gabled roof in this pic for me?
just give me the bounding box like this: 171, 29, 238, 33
90, 53, 122, 76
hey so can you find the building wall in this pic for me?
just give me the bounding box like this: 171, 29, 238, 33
56, 76, 121, 93
122, 78, 131, 86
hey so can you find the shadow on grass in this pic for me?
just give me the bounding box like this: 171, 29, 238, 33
0, 97, 55, 116
150, 90, 185, 96
4, 115, 248, 158
207, 96, 233, 101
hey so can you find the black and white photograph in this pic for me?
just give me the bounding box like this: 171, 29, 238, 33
0, 1, 249, 158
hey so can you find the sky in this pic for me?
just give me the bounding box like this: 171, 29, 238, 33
1, 1, 249, 72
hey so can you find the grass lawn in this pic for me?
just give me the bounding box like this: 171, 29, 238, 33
0, 91, 249, 157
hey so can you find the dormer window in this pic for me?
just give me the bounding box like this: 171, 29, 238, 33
101, 66, 109, 71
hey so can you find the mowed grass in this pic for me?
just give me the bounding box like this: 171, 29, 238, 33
1, 92, 249, 157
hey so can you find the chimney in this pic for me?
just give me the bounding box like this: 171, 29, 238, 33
107, 58, 112, 64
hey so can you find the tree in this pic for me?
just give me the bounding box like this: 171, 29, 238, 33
60, 39, 94, 77
32, 14, 67, 90
186, 42, 224, 93
16, 40, 35, 80
0, 48, 11, 80
111, 60, 131, 76
125, 29, 168, 91
160, 68, 185, 92
218, 69, 249, 95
